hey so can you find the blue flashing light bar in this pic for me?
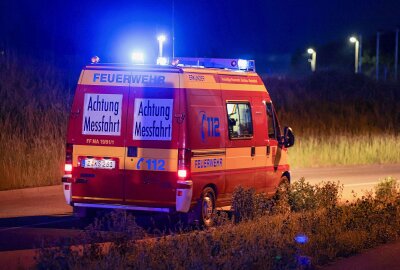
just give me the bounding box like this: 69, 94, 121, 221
173, 57, 256, 71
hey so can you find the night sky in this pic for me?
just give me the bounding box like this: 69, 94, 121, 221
1, 0, 399, 70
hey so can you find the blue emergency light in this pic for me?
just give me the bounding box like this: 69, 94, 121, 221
173, 57, 256, 71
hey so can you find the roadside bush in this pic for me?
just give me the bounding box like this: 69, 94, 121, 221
288, 178, 342, 212
288, 178, 317, 211
35, 178, 400, 269
375, 177, 399, 203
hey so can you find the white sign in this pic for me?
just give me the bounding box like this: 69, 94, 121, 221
133, 99, 173, 141
82, 94, 122, 136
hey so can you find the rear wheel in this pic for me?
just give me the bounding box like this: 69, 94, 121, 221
196, 187, 216, 228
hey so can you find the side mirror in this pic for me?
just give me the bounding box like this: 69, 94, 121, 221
283, 126, 295, 148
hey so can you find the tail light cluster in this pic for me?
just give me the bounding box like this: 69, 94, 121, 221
177, 148, 191, 179
64, 143, 73, 175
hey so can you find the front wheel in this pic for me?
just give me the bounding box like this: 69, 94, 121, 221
272, 176, 291, 214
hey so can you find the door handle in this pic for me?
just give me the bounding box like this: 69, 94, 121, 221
251, 146, 255, 157
267, 145, 270, 155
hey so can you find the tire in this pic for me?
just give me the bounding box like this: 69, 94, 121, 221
196, 187, 216, 228
277, 176, 290, 194
273, 176, 291, 213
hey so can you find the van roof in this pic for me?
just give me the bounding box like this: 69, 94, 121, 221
85, 57, 257, 75
84, 64, 259, 77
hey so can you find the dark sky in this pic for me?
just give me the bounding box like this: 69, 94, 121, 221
1, 0, 399, 65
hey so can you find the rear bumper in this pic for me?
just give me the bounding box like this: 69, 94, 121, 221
64, 178, 194, 214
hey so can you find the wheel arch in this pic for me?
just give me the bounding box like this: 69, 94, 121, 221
202, 183, 218, 199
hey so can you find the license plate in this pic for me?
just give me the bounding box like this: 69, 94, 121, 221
81, 158, 116, 169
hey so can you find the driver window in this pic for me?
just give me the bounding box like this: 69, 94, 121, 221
266, 102, 280, 140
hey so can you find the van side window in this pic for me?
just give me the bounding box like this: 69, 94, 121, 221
266, 102, 280, 139
226, 102, 253, 139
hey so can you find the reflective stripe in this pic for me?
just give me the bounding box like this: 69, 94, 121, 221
72, 196, 121, 201
74, 202, 171, 213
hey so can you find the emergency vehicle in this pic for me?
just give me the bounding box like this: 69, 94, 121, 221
62, 57, 295, 227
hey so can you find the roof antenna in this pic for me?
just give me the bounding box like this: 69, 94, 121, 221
172, 0, 175, 59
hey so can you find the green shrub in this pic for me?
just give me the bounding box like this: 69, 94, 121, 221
375, 177, 399, 203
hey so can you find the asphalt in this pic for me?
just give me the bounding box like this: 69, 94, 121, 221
321, 240, 400, 270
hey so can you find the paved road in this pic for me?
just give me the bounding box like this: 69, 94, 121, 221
0, 164, 399, 268
292, 164, 400, 201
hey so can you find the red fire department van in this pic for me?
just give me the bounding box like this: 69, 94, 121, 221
62, 57, 294, 226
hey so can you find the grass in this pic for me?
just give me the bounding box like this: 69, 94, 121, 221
289, 134, 400, 168
266, 71, 400, 136
0, 51, 71, 190
35, 177, 400, 269
0, 53, 399, 190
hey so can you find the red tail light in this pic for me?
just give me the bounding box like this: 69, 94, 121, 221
64, 164, 73, 173
178, 148, 191, 179
177, 169, 187, 178
64, 143, 73, 174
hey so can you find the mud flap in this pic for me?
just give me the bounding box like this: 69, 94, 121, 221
63, 183, 72, 205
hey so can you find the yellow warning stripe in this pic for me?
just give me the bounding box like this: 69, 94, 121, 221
72, 145, 288, 173
72, 196, 121, 201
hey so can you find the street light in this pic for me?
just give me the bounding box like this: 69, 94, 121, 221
350, 36, 359, 73
157, 35, 166, 63
307, 48, 316, 72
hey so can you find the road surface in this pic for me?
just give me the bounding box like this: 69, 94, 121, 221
0, 164, 399, 268
291, 164, 400, 201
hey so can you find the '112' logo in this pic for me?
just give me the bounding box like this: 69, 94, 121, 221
200, 111, 220, 142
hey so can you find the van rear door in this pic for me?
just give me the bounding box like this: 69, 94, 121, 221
69, 69, 130, 204
123, 72, 180, 209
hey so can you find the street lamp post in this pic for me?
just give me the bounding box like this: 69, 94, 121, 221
157, 35, 166, 58
350, 36, 359, 74
307, 48, 316, 72
376, 32, 380, 80
395, 28, 399, 81
157, 35, 167, 65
